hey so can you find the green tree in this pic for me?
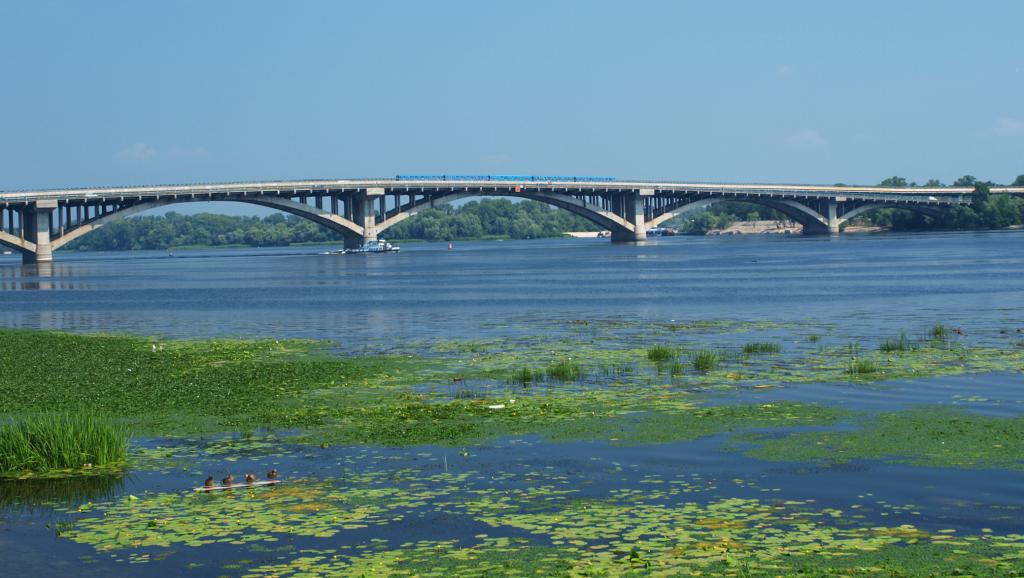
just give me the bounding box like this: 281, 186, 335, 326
879, 177, 909, 187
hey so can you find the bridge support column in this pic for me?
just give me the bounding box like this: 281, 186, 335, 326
800, 200, 840, 235
23, 200, 57, 264
826, 200, 840, 234
610, 190, 649, 242
344, 188, 383, 249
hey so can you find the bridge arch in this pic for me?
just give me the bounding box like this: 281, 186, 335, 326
836, 203, 944, 226
49, 196, 366, 252
375, 191, 636, 236
0, 231, 35, 255
647, 197, 831, 232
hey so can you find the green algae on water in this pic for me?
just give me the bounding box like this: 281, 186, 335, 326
738, 406, 1024, 470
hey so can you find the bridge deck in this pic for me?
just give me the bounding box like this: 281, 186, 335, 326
3, 178, 1019, 205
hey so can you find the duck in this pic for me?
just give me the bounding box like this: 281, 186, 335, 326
204, 476, 215, 488
266, 469, 279, 480
245, 473, 257, 484
222, 474, 235, 486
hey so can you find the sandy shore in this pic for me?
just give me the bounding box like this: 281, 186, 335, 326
708, 220, 802, 235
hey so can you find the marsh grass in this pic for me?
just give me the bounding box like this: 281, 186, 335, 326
669, 362, 686, 377
929, 324, 950, 340
741, 342, 781, 355
508, 367, 541, 385
0, 414, 128, 477
599, 362, 635, 377
452, 383, 482, 400
847, 358, 880, 375
690, 349, 722, 372
646, 345, 676, 363
879, 332, 913, 353
545, 359, 582, 382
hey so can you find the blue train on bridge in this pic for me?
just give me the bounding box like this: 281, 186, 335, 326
395, 175, 616, 182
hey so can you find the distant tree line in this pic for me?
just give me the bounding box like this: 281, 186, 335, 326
667, 174, 1024, 234
386, 198, 596, 240
65, 199, 598, 251
850, 175, 1024, 231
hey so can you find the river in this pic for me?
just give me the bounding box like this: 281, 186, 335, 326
1, 231, 1023, 576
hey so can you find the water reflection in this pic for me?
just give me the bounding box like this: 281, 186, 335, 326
0, 474, 125, 511
0, 262, 62, 291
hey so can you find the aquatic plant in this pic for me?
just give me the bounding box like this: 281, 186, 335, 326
689, 349, 721, 372
929, 323, 950, 340
544, 359, 582, 382
0, 414, 128, 477
668, 362, 686, 377
741, 406, 1024, 470
879, 332, 913, 352
452, 383, 481, 400
846, 358, 880, 375
507, 367, 540, 385
645, 345, 676, 362
807, 334, 821, 343
741, 341, 781, 355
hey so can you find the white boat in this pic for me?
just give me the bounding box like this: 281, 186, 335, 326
322, 239, 400, 255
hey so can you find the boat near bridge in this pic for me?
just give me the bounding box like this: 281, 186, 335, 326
322, 239, 400, 255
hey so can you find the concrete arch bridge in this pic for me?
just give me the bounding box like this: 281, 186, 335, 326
1, 177, 1020, 263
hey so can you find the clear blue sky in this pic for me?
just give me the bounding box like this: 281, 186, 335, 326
2, 0, 1022, 201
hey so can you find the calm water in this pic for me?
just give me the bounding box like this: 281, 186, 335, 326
2, 230, 1023, 576
2, 230, 1023, 345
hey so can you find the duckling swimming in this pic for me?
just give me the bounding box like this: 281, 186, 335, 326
266, 469, 278, 480
204, 476, 215, 488
245, 473, 257, 484
222, 474, 235, 486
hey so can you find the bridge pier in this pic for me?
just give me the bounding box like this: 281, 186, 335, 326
22, 200, 56, 264
344, 188, 383, 249
610, 190, 649, 242
827, 200, 840, 234
799, 200, 840, 235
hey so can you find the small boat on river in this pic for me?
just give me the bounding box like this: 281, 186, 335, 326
322, 239, 401, 255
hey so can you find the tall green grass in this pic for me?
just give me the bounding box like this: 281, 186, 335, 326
690, 349, 722, 372
846, 358, 880, 375
929, 324, 950, 340
0, 414, 128, 476
742, 342, 782, 355
508, 367, 541, 385
646, 345, 676, 363
545, 359, 582, 382
879, 333, 912, 353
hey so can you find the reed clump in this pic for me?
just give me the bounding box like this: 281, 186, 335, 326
646, 345, 676, 363
879, 333, 913, 353
508, 367, 541, 385
930, 324, 950, 340
742, 342, 782, 355
847, 358, 880, 375
690, 349, 722, 372
0, 414, 129, 477
545, 359, 582, 382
